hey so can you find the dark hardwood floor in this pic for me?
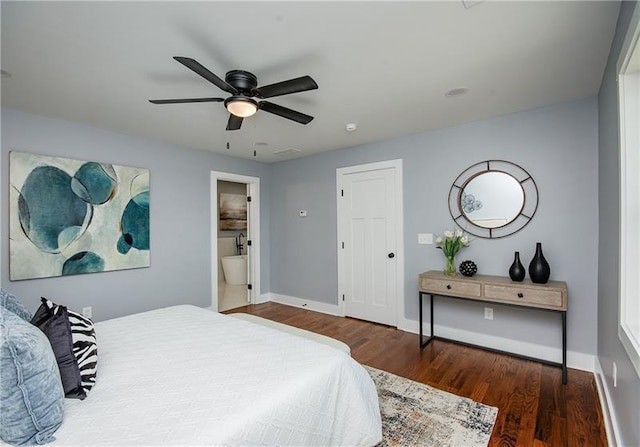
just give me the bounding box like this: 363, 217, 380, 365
225, 302, 607, 447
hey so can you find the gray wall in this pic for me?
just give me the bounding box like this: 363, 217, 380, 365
270, 97, 599, 357
597, 1, 640, 445
1, 108, 271, 321
3, 95, 602, 361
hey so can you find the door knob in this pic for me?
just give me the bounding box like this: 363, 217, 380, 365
388, 253, 395, 258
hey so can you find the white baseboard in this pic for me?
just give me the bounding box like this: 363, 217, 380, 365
263, 293, 342, 316
261, 295, 595, 372
254, 293, 271, 305
397, 316, 595, 372
594, 358, 621, 447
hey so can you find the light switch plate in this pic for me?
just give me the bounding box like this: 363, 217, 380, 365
418, 233, 433, 245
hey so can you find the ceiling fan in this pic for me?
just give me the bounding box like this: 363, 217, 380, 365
150, 57, 318, 131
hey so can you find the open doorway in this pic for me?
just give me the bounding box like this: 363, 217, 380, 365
210, 171, 260, 312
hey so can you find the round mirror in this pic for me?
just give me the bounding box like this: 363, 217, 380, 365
461, 172, 524, 229
448, 160, 538, 239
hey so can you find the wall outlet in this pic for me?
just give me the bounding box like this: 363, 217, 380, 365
613, 361, 617, 387
484, 307, 494, 320
82, 306, 93, 319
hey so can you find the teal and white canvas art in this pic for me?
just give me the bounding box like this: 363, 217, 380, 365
9, 151, 150, 280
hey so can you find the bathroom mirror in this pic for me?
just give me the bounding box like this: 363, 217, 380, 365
448, 160, 538, 239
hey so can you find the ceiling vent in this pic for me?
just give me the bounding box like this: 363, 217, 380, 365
272, 148, 302, 157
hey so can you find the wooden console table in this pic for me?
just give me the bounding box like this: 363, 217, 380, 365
418, 270, 568, 384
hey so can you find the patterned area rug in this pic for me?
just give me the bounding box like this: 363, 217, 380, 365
365, 366, 498, 447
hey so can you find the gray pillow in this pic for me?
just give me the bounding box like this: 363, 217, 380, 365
0, 305, 65, 445
0, 288, 32, 322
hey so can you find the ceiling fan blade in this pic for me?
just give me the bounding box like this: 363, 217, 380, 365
226, 114, 243, 131
259, 101, 314, 124
173, 56, 238, 94
149, 97, 224, 104
254, 75, 318, 99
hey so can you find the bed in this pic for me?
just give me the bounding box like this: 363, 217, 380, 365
41, 305, 382, 446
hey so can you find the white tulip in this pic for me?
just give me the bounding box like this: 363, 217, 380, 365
444, 230, 454, 238
436, 236, 443, 244
461, 236, 469, 245
455, 229, 464, 238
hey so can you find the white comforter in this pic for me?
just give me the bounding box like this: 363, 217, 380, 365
50, 305, 382, 446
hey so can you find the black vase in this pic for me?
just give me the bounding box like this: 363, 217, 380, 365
509, 251, 525, 282
528, 242, 551, 284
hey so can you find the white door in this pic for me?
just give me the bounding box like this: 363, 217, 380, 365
338, 162, 400, 326
245, 183, 252, 303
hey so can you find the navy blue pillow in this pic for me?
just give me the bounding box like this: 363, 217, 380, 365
31, 298, 86, 399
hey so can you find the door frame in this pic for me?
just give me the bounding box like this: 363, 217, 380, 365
336, 159, 404, 326
210, 171, 261, 312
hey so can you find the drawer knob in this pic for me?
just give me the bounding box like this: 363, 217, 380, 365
517, 292, 524, 298
446, 284, 452, 290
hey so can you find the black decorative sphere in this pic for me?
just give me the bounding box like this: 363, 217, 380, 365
459, 260, 478, 277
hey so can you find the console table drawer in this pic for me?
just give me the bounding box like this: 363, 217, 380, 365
483, 284, 564, 309
421, 277, 482, 298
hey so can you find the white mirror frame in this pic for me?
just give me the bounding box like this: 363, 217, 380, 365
448, 160, 538, 239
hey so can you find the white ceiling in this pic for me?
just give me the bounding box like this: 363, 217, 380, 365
1, 1, 620, 162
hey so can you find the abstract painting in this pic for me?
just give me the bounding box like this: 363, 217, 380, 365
219, 193, 247, 231
9, 151, 150, 280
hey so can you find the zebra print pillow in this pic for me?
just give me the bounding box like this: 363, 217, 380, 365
31, 298, 98, 399
66, 308, 98, 396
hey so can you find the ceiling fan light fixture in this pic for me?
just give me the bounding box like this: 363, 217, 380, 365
225, 97, 258, 118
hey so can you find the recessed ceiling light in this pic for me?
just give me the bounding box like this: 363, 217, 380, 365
0, 69, 12, 78
345, 123, 357, 132
445, 87, 469, 98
